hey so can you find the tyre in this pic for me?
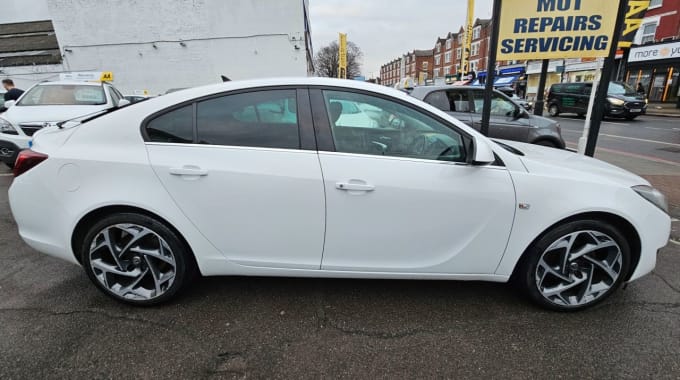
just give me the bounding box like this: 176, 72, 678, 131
79, 212, 196, 306
625, 115, 637, 121
534, 140, 558, 148
516, 219, 630, 311
548, 104, 560, 117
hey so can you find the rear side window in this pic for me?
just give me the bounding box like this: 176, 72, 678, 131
196, 90, 300, 149
564, 84, 583, 94
423, 91, 450, 111
146, 105, 193, 143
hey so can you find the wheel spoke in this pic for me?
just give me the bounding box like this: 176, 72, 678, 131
91, 259, 142, 277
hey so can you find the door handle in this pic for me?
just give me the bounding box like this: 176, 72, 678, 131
336, 182, 375, 192
169, 166, 209, 176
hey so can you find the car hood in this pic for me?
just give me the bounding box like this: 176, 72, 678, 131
2, 105, 106, 124
496, 140, 649, 187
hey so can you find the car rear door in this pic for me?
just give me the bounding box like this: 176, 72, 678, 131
144, 88, 326, 269
421, 89, 473, 126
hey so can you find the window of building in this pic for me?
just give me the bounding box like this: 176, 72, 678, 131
433, 68, 440, 78
436, 44, 441, 53
195, 90, 300, 149
446, 39, 452, 49
471, 42, 480, 57
458, 34, 463, 43
456, 48, 462, 59
473, 26, 481, 40
435, 54, 441, 66
470, 60, 479, 72
322, 90, 466, 162
444, 67, 450, 75
649, 0, 662, 8
422, 61, 429, 70
641, 23, 657, 44
445, 51, 452, 63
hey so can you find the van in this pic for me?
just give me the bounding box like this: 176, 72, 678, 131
547, 82, 647, 120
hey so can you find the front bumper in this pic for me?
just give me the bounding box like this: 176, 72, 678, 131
0, 139, 21, 165
605, 104, 647, 118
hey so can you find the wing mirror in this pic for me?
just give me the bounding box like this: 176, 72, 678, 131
117, 99, 131, 108
4, 100, 16, 109
471, 135, 495, 165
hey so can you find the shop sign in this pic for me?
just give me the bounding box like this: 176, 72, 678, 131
629, 41, 680, 62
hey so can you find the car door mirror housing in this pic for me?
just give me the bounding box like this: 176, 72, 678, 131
4, 100, 16, 109
117, 99, 131, 108
472, 136, 495, 165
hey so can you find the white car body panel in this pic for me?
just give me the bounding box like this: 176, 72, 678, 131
7, 77, 671, 287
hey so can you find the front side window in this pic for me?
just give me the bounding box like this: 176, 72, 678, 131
323, 90, 466, 162
196, 90, 299, 149
18, 85, 107, 106
472, 91, 517, 117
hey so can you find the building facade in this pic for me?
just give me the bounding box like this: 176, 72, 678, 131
404, 49, 434, 85
0, 0, 314, 94
380, 58, 402, 87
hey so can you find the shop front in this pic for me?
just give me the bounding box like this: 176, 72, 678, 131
625, 41, 680, 105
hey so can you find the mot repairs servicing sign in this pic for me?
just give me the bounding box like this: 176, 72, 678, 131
497, 0, 621, 60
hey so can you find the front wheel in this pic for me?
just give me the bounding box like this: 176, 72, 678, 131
516, 220, 630, 311
625, 115, 638, 121
548, 104, 560, 117
80, 213, 196, 305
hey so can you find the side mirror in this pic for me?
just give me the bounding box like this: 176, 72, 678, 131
4, 100, 16, 109
471, 135, 495, 165
117, 99, 131, 108
512, 106, 522, 120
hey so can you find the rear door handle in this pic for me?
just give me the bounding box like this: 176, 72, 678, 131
336, 182, 375, 192
169, 166, 209, 176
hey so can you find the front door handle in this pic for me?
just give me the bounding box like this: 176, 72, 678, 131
336, 181, 375, 192
169, 166, 209, 176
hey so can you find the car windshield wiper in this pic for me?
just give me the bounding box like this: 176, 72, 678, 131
55, 107, 118, 129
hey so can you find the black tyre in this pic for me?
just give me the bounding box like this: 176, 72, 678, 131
534, 140, 558, 148
625, 115, 637, 121
548, 104, 560, 117
79, 212, 196, 306
516, 219, 630, 311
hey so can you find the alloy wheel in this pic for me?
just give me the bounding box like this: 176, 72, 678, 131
535, 230, 623, 307
89, 223, 177, 300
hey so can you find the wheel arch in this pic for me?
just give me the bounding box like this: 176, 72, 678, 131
510, 211, 641, 282
71, 205, 198, 270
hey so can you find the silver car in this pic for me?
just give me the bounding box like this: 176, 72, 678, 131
411, 86, 565, 149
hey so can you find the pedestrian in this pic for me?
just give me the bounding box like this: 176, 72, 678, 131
2, 79, 24, 102
636, 83, 646, 96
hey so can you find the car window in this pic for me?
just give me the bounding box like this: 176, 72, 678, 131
146, 105, 194, 143
423, 91, 450, 111
447, 90, 471, 112
323, 90, 466, 162
18, 85, 107, 106
608, 82, 637, 96
564, 84, 583, 94
472, 91, 516, 117
107, 86, 121, 106
196, 90, 300, 149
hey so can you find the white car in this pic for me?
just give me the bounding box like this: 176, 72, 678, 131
0, 80, 128, 167
8, 78, 671, 311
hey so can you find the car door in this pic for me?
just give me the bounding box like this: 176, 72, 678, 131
312, 88, 516, 274
470, 90, 530, 142
144, 88, 326, 269
421, 89, 473, 126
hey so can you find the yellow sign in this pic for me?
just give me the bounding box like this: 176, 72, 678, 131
338, 33, 347, 79
497, 0, 621, 60
462, 0, 475, 74
100, 71, 114, 82
618, 1, 650, 49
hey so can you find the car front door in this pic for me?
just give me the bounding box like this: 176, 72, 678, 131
312, 89, 516, 275
470, 90, 530, 142
145, 88, 325, 269
421, 89, 473, 126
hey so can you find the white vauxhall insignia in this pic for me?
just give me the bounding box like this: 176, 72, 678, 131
8, 78, 671, 311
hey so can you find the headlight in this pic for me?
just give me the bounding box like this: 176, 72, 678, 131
632, 185, 668, 214
0, 118, 17, 134
607, 97, 625, 106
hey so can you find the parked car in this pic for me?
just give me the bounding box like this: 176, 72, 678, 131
9, 78, 670, 311
411, 86, 564, 148
0, 80, 129, 167
547, 81, 647, 120
123, 95, 151, 104
496, 86, 533, 111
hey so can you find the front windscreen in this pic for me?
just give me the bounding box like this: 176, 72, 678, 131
18, 84, 107, 106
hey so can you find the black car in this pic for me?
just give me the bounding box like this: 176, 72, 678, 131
547, 81, 647, 120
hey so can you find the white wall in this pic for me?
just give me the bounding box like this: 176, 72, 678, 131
0, 0, 50, 23
2, 0, 311, 94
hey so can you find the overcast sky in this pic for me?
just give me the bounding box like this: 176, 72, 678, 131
309, 0, 494, 78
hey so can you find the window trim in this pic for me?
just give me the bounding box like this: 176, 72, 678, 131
141, 86, 313, 151
308, 86, 476, 165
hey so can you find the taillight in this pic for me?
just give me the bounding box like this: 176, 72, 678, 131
13, 150, 48, 177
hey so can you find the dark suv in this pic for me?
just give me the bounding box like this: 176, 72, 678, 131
411, 86, 565, 149
547, 81, 647, 120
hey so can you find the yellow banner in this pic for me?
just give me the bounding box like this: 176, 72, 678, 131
462, 0, 474, 74
497, 0, 621, 60
338, 33, 347, 79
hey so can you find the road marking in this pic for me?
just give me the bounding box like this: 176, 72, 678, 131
564, 142, 680, 166
0, 173, 13, 177
670, 239, 680, 247
672, 218, 679, 222
645, 126, 672, 131
602, 121, 629, 126
562, 129, 680, 147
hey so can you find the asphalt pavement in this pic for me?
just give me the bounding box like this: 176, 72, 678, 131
0, 158, 679, 378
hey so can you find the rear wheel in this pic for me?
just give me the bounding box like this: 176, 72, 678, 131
79, 213, 195, 305
516, 220, 630, 311
548, 104, 560, 117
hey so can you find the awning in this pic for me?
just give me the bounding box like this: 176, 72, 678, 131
494, 76, 518, 86
499, 67, 525, 76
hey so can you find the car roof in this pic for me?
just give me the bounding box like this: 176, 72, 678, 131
35, 80, 106, 87
410, 85, 491, 98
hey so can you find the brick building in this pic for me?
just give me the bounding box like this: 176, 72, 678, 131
380, 58, 402, 87
404, 49, 434, 84
433, 32, 459, 80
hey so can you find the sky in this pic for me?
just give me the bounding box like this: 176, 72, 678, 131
309, 0, 494, 78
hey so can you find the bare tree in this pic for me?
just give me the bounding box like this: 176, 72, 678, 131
314, 40, 363, 79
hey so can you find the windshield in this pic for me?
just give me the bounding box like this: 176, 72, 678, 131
608, 82, 637, 96
18, 84, 107, 106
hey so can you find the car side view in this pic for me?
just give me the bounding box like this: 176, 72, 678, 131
8, 78, 670, 311
547, 81, 648, 120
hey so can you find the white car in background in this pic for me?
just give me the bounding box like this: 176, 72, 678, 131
0, 80, 128, 167
8, 78, 671, 311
